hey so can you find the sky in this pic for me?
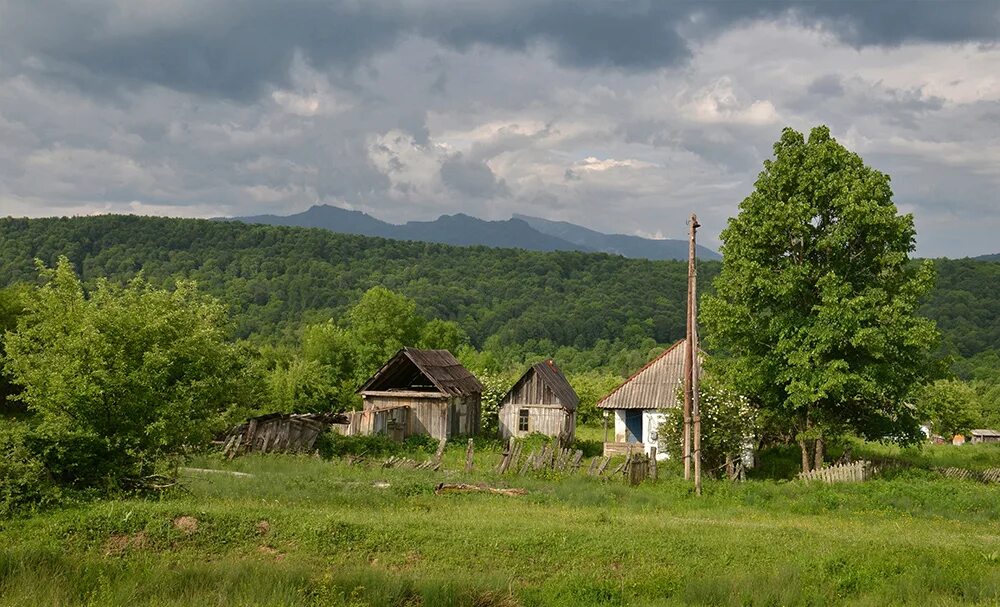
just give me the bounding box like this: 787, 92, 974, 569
1, 1, 999, 257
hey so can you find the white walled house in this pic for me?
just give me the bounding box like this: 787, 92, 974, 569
597, 339, 699, 459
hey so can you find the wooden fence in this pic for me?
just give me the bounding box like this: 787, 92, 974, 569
369, 437, 658, 485
797, 460, 873, 483
937, 467, 1000, 483
494, 437, 656, 485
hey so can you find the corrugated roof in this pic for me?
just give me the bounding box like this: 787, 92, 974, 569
506, 359, 580, 411
971, 429, 1000, 437
358, 347, 484, 396
596, 339, 702, 410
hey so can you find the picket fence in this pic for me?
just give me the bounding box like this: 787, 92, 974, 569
797, 460, 873, 483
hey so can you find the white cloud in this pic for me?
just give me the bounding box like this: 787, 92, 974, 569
682, 77, 779, 125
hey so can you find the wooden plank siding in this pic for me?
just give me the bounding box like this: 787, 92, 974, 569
361, 394, 481, 441
497, 362, 577, 441
499, 403, 574, 441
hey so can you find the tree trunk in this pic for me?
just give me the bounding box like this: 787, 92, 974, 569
798, 437, 811, 473
814, 437, 825, 471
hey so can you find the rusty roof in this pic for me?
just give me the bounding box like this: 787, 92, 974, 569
596, 339, 702, 410
506, 359, 580, 411
358, 347, 484, 397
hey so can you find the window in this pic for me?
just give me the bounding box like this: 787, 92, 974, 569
518, 408, 529, 432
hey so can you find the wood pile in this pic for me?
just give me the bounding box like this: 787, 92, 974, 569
222, 412, 347, 458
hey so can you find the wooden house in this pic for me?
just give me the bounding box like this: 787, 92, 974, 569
498, 359, 579, 442
597, 339, 699, 458
970, 429, 1000, 444
356, 347, 483, 441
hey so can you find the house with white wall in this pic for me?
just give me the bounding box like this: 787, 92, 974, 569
596, 339, 699, 459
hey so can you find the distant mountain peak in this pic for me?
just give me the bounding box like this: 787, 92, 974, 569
228, 205, 720, 260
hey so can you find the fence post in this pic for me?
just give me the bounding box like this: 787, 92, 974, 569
465, 438, 474, 473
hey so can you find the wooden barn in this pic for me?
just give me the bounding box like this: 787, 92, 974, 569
498, 359, 579, 442
597, 339, 700, 458
356, 347, 483, 441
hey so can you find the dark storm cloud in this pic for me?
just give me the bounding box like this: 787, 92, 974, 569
787, 1, 1000, 47
3, 1, 997, 102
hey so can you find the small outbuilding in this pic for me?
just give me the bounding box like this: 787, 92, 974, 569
356, 347, 483, 441
971, 429, 1000, 444
597, 339, 699, 458
498, 359, 579, 442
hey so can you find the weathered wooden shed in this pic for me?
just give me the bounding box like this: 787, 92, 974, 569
356, 347, 483, 441
498, 359, 579, 442
597, 339, 700, 458
971, 429, 1000, 444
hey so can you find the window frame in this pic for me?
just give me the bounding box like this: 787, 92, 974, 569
517, 408, 529, 432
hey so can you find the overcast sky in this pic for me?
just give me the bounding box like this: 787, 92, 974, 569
1, 1, 998, 257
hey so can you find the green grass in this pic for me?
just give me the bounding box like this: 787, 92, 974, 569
2, 441, 1000, 606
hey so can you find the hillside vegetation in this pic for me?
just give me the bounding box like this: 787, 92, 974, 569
0, 215, 997, 361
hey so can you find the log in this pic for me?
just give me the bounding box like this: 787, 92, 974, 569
434, 483, 527, 496
180, 467, 254, 478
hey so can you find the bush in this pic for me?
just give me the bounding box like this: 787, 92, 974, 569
0, 422, 58, 516
316, 433, 410, 459
3, 257, 255, 490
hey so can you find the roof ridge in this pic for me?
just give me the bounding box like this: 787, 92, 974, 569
595, 339, 691, 409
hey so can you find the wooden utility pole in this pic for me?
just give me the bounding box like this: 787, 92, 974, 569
683, 214, 699, 481
691, 219, 702, 496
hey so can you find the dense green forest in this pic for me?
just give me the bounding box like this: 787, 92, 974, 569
1, 215, 998, 363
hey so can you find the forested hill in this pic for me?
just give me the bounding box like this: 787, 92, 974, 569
0, 215, 997, 360
0, 215, 702, 348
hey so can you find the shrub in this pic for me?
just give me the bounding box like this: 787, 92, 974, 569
0, 422, 58, 516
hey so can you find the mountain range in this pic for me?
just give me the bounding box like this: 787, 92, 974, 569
229, 204, 721, 260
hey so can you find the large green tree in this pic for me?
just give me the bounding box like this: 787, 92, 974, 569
702, 126, 940, 472
3, 257, 252, 486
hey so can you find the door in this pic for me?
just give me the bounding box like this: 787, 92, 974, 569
624, 409, 642, 443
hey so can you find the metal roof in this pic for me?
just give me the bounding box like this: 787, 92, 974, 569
358, 347, 484, 397
971, 429, 1000, 437
596, 339, 702, 410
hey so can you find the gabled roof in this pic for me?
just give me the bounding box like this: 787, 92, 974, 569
506, 359, 580, 411
358, 347, 484, 397
597, 339, 702, 410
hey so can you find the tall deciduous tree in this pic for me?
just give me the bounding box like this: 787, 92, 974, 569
702, 126, 939, 473
347, 286, 424, 380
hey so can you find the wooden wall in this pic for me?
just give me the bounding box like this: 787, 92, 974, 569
498, 371, 574, 441
504, 372, 560, 406
499, 403, 574, 441
361, 393, 481, 440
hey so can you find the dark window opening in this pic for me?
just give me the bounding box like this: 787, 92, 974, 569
518, 409, 529, 432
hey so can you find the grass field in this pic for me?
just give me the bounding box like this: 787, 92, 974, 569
2, 435, 1000, 606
